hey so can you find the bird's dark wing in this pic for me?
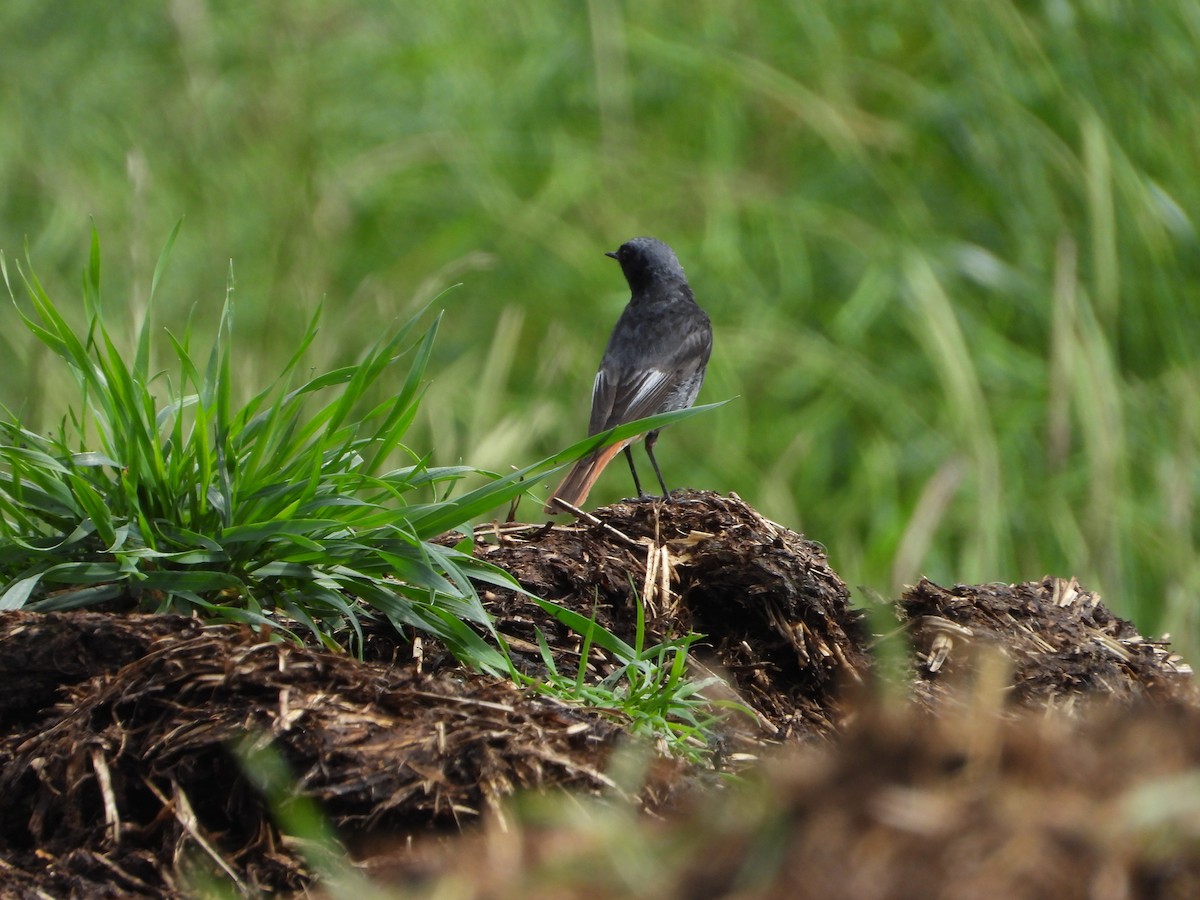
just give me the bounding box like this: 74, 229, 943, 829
587, 321, 711, 435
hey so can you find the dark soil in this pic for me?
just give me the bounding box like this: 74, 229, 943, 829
902, 575, 1192, 707
470, 491, 870, 740
0, 491, 1194, 898
0, 614, 647, 897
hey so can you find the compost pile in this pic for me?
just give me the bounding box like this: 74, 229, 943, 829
469, 491, 870, 740
0, 491, 1195, 898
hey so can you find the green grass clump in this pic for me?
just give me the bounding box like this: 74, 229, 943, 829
0, 228, 541, 665
531, 593, 747, 766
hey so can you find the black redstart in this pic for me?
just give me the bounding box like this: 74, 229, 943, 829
545, 236, 713, 513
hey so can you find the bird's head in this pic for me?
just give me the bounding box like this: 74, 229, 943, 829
606, 236, 688, 294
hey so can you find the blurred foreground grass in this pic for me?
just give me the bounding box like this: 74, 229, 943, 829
1, 1, 1197, 650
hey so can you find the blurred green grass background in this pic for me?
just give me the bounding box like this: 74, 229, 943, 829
2, 1, 1197, 650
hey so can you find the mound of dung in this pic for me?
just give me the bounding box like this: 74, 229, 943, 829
472, 490, 872, 740
901, 576, 1195, 709
0, 613, 643, 897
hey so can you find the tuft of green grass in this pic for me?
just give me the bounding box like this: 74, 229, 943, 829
528, 590, 751, 766
0, 227, 516, 664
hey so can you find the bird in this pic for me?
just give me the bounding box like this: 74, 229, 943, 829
545, 236, 713, 513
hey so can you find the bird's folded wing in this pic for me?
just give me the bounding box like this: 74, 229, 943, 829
587, 328, 710, 434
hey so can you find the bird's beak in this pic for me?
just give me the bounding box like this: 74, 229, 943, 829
604, 251, 619, 260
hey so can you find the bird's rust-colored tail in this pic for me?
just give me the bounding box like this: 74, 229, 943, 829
544, 441, 630, 514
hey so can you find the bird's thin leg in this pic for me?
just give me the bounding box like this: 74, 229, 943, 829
623, 445, 646, 497
645, 430, 670, 497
